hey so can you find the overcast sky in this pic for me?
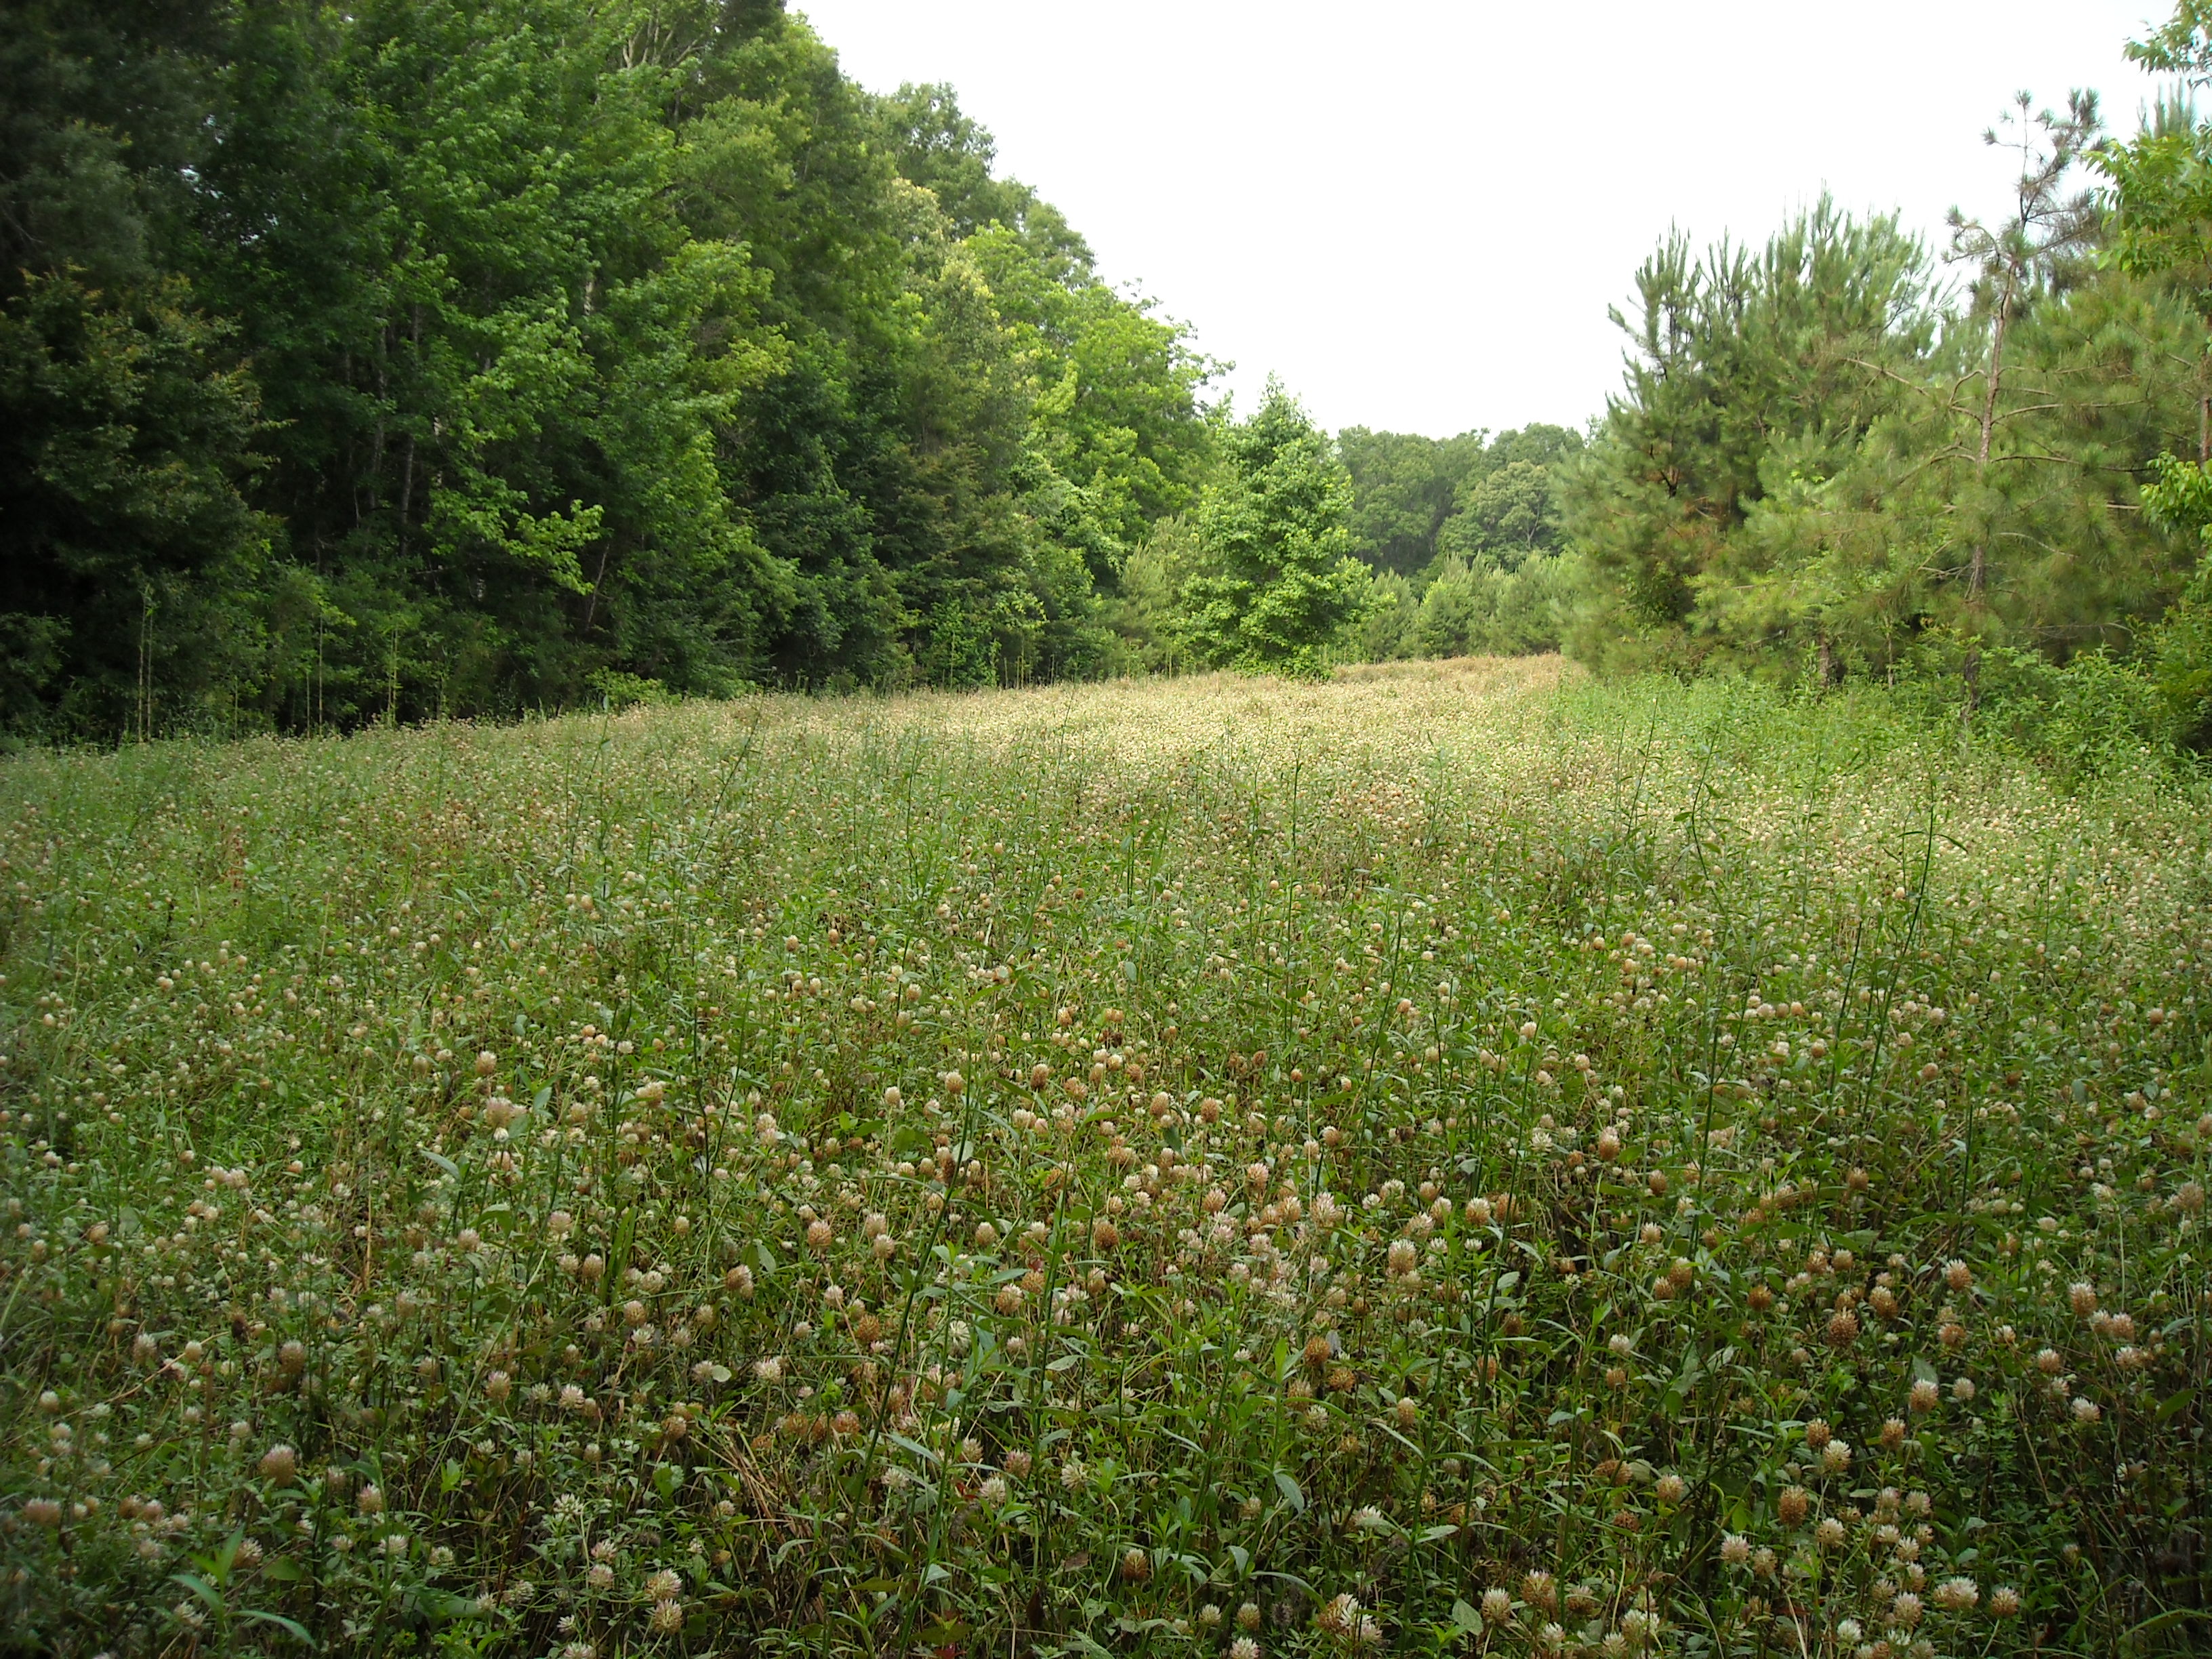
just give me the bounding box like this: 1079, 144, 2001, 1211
795, 1, 2173, 440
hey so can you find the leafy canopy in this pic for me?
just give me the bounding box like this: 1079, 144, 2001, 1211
1182, 383, 1374, 678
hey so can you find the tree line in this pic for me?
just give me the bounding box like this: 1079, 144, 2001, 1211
12, 0, 2212, 746
1, 0, 1218, 737
1328, 1, 2212, 754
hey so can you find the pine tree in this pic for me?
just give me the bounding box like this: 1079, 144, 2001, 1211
1944, 92, 2104, 711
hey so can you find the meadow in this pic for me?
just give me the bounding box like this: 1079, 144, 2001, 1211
1, 659, 2209, 1658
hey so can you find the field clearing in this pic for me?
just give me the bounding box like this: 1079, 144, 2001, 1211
3, 659, 2210, 1657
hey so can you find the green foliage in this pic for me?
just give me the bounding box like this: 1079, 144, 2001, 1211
1552, 18, 2212, 738
1559, 152, 2203, 699
2138, 452, 2212, 745
1337, 425, 1582, 666
1339, 424, 1582, 583
1558, 201, 1940, 676
1441, 427, 1584, 571
1410, 554, 1571, 658
1439, 461, 1553, 567
1355, 570, 1418, 661
1967, 646, 2174, 784
0, 272, 272, 741
1336, 428, 1483, 574
1182, 384, 1376, 677
1107, 516, 1205, 674
0, 0, 1216, 737
968, 225, 1218, 564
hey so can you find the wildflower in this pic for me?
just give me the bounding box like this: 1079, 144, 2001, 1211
1932, 1576, 1978, 1612
1988, 1586, 2022, 1617
356, 1484, 384, 1515
1778, 1486, 1809, 1527
979, 1475, 1008, 1504
1061, 1456, 1087, 1490
1655, 1473, 1685, 1506
1120, 1547, 1150, 1582
2071, 1396, 2101, 1423
1231, 1640, 1261, 1659
1319, 1593, 1362, 1635
2068, 1282, 2098, 1318
1951, 1376, 1976, 1403
1944, 1259, 1973, 1292
259, 1444, 298, 1484
1720, 1533, 1750, 1566
1890, 1591, 1923, 1628
1816, 1517, 1846, 1551
1481, 1587, 1513, 1624
1910, 1378, 1939, 1412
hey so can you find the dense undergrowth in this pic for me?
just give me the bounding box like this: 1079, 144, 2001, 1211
1, 659, 2209, 1658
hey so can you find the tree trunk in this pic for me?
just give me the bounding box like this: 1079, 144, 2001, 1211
1963, 291, 2011, 720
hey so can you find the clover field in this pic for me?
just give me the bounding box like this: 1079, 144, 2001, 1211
3, 659, 2210, 1658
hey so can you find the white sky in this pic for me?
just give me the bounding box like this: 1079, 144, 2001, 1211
794, 0, 2175, 440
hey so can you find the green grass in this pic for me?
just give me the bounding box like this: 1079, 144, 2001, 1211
2, 657, 2209, 1658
